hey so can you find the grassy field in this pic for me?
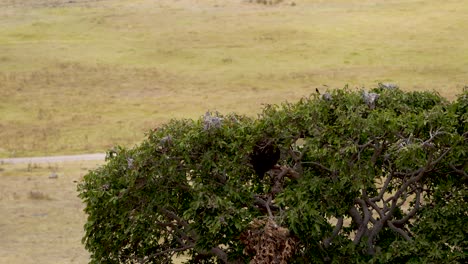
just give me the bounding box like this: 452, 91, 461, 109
0, 0, 467, 158
1, 1, 466, 262
0, 160, 101, 263
0, 159, 187, 263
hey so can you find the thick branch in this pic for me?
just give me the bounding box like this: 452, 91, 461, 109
265, 195, 274, 219
158, 207, 198, 243
209, 247, 228, 263
324, 217, 343, 248
392, 188, 421, 225
371, 172, 393, 202
253, 195, 280, 212
153, 221, 189, 246
270, 166, 289, 196
387, 221, 412, 241
348, 206, 362, 226
363, 190, 384, 220
353, 199, 370, 245
159, 208, 189, 229
450, 164, 468, 180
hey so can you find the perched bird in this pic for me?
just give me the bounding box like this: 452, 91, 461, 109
362, 91, 380, 109
315, 88, 320, 95
250, 138, 281, 179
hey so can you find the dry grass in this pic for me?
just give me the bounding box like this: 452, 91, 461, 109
1, 0, 467, 157
0, 162, 414, 264
0, 159, 189, 263
1, 1, 467, 261
0, 160, 103, 264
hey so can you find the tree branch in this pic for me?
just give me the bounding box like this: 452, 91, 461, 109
159, 207, 189, 229
137, 244, 194, 263
371, 172, 393, 202
209, 247, 228, 263
348, 206, 362, 226
364, 190, 384, 220
392, 187, 421, 225
323, 217, 343, 248
450, 164, 468, 180
387, 221, 412, 241
302, 161, 338, 181
353, 198, 370, 245
253, 195, 280, 212
265, 195, 274, 219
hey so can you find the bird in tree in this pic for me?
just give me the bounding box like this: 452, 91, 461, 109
250, 138, 281, 179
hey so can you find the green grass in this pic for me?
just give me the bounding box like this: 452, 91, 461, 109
1, 0, 467, 157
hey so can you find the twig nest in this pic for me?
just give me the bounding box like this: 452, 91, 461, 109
241, 218, 298, 264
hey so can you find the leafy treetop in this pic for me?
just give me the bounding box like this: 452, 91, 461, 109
79, 86, 467, 263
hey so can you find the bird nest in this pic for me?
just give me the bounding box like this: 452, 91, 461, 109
241, 218, 298, 264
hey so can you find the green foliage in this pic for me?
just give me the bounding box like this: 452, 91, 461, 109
79, 87, 467, 263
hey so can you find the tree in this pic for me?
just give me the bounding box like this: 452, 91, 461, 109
78, 86, 467, 263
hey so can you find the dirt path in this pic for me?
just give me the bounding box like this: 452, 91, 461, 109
0, 153, 106, 164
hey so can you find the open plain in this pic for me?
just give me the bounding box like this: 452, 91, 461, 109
1, 0, 467, 157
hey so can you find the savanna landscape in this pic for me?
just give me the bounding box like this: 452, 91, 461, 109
0, 0, 467, 263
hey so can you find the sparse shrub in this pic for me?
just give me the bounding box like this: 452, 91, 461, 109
79, 87, 467, 263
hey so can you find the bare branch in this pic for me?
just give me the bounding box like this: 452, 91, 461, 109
353, 198, 371, 245
357, 139, 375, 149
253, 195, 280, 212
429, 147, 452, 167
360, 147, 446, 255
450, 164, 468, 179
159, 208, 189, 229
387, 221, 412, 241
366, 193, 402, 255
348, 206, 362, 226
364, 189, 384, 220
422, 128, 448, 147
158, 207, 199, 243
393, 188, 421, 225
371, 172, 393, 202
265, 195, 274, 219
324, 217, 343, 248
210, 247, 228, 263
289, 147, 304, 161
388, 147, 450, 210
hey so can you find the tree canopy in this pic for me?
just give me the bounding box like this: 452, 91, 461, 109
78, 86, 467, 263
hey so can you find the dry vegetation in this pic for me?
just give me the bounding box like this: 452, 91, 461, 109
0, 160, 102, 264
0, 160, 190, 264
0, 0, 467, 263
1, 0, 467, 157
